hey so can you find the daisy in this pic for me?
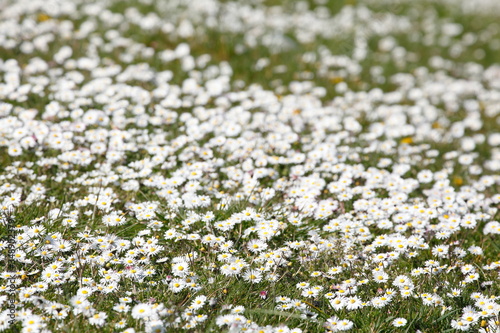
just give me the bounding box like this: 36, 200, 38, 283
296, 282, 310, 289
329, 297, 345, 310
324, 316, 341, 331
89, 311, 107, 326
243, 269, 263, 283
298, 286, 318, 298
345, 296, 363, 310
393, 275, 412, 288
337, 319, 354, 331
113, 303, 130, 313
463, 273, 479, 284
392, 318, 407, 327
169, 279, 186, 293
172, 261, 190, 277
432, 245, 449, 258
450, 319, 471, 331
373, 271, 389, 283
371, 296, 391, 308
247, 239, 268, 253
190, 295, 207, 310
131, 303, 152, 320
468, 246, 483, 255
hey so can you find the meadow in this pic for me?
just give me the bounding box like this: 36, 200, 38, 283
0, 0, 499, 332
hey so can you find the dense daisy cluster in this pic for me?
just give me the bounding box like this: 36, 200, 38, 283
0, 0, 499, 332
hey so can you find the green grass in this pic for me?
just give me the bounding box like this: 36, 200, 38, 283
1, 0, 500, 332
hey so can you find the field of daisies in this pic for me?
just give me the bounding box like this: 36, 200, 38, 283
1, 0, 500, 332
